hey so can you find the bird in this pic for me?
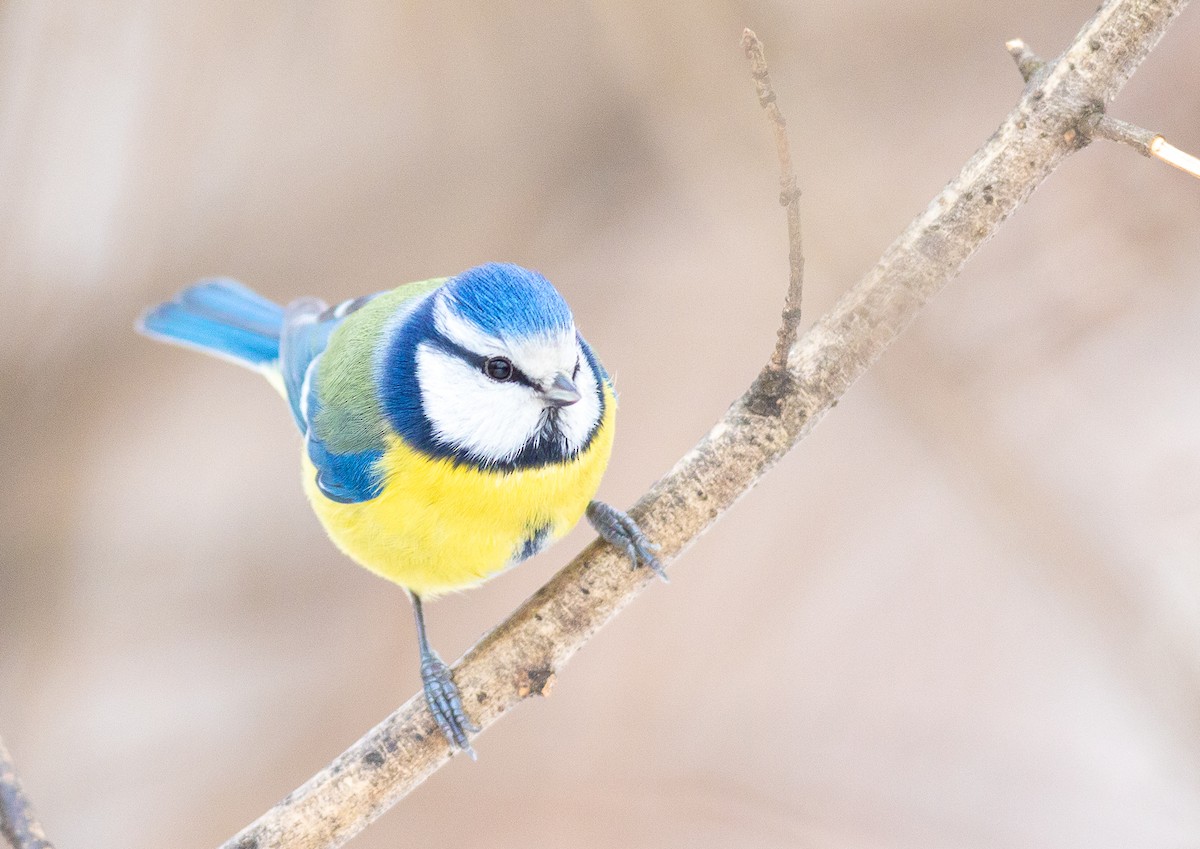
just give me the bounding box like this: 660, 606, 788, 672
138, 262, 662, 756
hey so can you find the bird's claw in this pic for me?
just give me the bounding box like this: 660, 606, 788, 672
420, 651, 479, 758
586, 501, 668, 583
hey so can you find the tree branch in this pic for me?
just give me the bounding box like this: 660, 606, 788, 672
219, 1, 1188, 847
0, 737, 54, 849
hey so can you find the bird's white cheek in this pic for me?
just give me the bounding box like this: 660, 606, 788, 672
559, 366, 602, 451
416, 344, 542, 461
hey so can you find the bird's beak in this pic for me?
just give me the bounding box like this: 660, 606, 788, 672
541, 372, 581, 407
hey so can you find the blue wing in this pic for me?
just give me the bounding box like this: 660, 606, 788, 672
284, 292, 390, 503
279, 298, 333, 432
142, 280, 392, 504
304, 393, 387, 503
279, 294, 382, 432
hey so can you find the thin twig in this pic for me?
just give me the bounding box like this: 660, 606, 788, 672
1093, 115, 1161, 154
217, 2, 1188, 847
0, 738, 53, 849
1148, 136, 1200, 178
742, 28, 804, 370
1094, 118, 1200, 179
1005, 38, 1045, 83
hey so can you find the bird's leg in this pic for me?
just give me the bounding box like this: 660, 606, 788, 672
586, 501, 666, 582
410, 593, 478, 758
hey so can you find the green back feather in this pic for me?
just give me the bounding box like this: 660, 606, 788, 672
313, 278, 446, 454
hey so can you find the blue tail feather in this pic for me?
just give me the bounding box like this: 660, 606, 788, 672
139, 278, 284, 368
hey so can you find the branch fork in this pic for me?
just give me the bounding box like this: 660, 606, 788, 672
1006, 36, 1200, 179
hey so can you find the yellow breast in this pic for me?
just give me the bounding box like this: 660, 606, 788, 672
303, 386, 615, 597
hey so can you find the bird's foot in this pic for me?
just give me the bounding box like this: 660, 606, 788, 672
586, 501, 666, 582
420, 650, 479, 758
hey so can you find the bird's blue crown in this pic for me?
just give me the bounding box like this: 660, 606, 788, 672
440, 263, 574, 337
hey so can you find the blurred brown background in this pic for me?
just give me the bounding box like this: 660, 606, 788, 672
2, 2, 1199, 847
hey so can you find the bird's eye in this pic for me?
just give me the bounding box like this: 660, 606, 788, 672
483, 356, 514, 381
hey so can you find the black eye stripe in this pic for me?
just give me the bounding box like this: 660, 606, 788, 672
430, 333, 537, 389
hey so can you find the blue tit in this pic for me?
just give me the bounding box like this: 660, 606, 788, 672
139, 262, 662, 755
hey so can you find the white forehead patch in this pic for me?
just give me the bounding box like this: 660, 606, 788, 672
433, 294, 577, 384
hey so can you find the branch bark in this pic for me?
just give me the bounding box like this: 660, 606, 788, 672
0, 737, 54, 849
220, 1, 1188, 847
